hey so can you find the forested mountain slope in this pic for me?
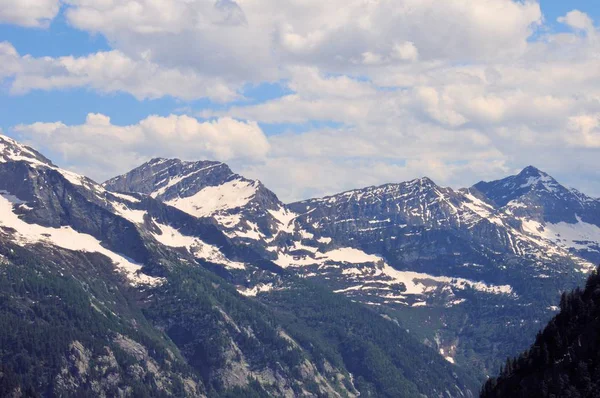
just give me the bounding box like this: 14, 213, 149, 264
481, 266, 600, 398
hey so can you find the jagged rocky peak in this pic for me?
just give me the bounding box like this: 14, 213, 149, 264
474, 165, 600, 230
0, 134, 104, 196
296, 176, 446, 209
0, 134, 54, 166
290, 176, 501, 246
293, 175, 467, 220
512, 165, 563, 192
104, 157, 284, 224
408, 176, 437, 187
104, 158, 235, 200
0, 134, 104, 205
476, 165, 586, 204
472, 165, 569, 208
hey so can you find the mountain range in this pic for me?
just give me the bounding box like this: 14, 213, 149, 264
1, 133, 599, 397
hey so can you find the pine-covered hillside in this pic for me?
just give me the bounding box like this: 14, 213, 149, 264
481, 266, 600, 398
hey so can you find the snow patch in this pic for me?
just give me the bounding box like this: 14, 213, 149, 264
520, 174, 557, 192
151, 163, 222, 198
380, 264, 513, 296
110, 192, 141, 203
166, 178, 258, 218
274, 243, 513, 299
268, 207, 297, 234
274, 246, 381, 268
152, 221, 245, 269
111, 202, 146, 224
237, 283, 274, 297
232, 221, 264, 240
325, 247, 383, 264
59, 169, 89, 188
299, 229, 314, 239
0, 135, 49, 166
522, 215, 600, 252
0, 193, 162, 286
214, 213, 242, 228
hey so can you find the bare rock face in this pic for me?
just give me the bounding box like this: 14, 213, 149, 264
51, 339, 205, 398
104, 159, 233, 201
114, 334, 169, 391
290, 173, 590, 288
54, 341, 126, 397
54, 341, 92, 395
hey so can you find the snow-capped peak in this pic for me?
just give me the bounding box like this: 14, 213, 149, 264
103, 158, 285, 232
0, 134, 53, 167
408, 176, 437, 187
0, 135, 104, 192
472, 166, 572, 208
515, 166, 560, 192
166, 177, 260, 218
518, 165, 545, 176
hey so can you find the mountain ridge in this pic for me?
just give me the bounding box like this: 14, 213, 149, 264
0, 134, 479, 397
4, 131, 600, 394
105, 154, 598, 377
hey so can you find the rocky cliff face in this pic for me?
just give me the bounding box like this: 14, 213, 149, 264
288, 174, 592, 297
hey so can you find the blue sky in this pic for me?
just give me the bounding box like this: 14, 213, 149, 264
543, 0, 599, 29
0, 12, 293, 130
1, 0, 600, 200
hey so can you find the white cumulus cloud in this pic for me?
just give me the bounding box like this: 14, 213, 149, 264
0, 0, 60, 27
0, 42, 238, 102
14, 114, 270, 182
4, 4, 600, 200
59, 0, 542, 81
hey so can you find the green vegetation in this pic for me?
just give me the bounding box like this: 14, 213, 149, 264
0, 239, 202, 397
0, 238, 479, 397
482, 266, 600, 398
260, 278, 482, 397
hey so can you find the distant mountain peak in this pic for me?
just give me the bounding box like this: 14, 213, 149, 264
518, 165, 546, 176
104, 157, 234, 199
104, 158, 286, 230
405, 176, 435, 186
472, 166, 600, 226
302, 177, 443, 206
136, 157, 225, 174
0, 134, 54, 167
409, 176, 438, 189
514, 166, 559, 191
147, 157, 169, 165
472, 166, 566, 207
